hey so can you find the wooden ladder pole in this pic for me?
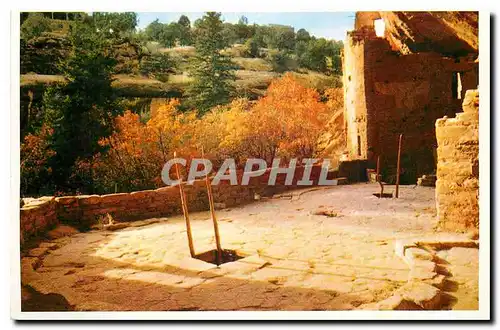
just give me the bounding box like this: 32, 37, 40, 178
174, 151, 195, 257
376, 155, 384, 197
376, 155, 380, 181
395, 134, 403, 198
201, 147, 223, 265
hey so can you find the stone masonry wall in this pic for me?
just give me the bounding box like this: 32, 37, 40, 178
20, 197, 58, 246
435, 90, 479, 232
343, 30, 371, 160
20, 165, 336, 245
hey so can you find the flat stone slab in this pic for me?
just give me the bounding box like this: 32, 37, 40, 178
398, 282, 443, 309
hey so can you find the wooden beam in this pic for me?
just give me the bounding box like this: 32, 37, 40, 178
174, 151, 195, 257
395, 134, 403, 198
376, 155, 384, 197
201, 147, 223, 265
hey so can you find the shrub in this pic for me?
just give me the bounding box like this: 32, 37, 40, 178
267, 50, 289, 73
21, 13, 52, 40
243, 37, 260, 58
139, 53, 175, 81
20, 125, 56, 196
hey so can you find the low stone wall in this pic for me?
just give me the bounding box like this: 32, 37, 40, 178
435, 89, 479, 232
20, 197, 58, 246
20, 165, 336, 245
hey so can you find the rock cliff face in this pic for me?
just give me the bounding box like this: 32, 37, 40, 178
316, 107, 345, 169
316, 88, 345, 168
21, 35, 71, 75
20, 33, 143, 75
379, 11, 478, 56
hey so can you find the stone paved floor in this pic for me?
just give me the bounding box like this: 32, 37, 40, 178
436, 247, 479, 310
21, 183, 478, 311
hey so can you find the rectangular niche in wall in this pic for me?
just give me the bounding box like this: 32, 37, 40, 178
357, 135, 362, 156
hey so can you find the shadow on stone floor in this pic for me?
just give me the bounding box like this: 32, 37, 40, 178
22, 285, 74, 311
22, 233, 407, 311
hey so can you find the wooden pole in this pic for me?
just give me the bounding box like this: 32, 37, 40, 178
376, 155, 380, 181
174, 151, 195, 257
376, 155, 384, 197
395, 134, 403, 198
201, 147, 223, 265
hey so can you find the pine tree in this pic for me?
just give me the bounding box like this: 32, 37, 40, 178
43, 18, 122, 192
188, 12, 236, 114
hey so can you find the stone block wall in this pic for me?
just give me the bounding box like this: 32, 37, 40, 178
342, 30, 370, 161
435, 90, 479, 232
20, 197, 58, 246
20, 165, 336, 245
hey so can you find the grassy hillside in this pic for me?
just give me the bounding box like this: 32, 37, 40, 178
21, 44, 341, 100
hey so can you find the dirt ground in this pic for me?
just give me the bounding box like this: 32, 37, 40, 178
20, 183, 479, 311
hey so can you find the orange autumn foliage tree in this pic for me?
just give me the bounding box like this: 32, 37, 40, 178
86, 74, 334, 193
75, 110, 159, 192
245, 73, 331, 164
78, 100, 189, 192
21, 125, 56, 195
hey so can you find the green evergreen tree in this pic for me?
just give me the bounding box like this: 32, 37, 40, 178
43, 19, 122, 192
144, 19, 164, 42
188, 12, 236, 114
177, 15, 192, 45
92, 12, 137, 38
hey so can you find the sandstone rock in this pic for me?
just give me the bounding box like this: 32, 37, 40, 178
394, 239, 416, 259
55, 196, 77, 205
467, 229, 479, 240
47, 225, 79, 239
417, 174, 437, 187
409, 267, 437, 281
21, 257, 41, 271
38, 242, 59, 250
405, 247, 434, 262
374, 294, 422, 310
422, 274, 447, 289
213, 202, 226, 210
312, 208, 339, 217
27, 247, 49, 258
169, 257, 217, 273
398, 282, 443, 309
435, 92, 479, 232
77, 195, 101, 205
239, 255, 272, 269
462, 89, 479, 113
129, 190, 157, 199
100, 193, 130, 204
378, 12, 478, 55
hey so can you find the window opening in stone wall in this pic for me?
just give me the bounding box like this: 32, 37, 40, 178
357, 135, 362, 156
452, 72, 462, 99
374, 19, 385, 37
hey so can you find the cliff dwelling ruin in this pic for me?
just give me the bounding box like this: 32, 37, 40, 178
342, 12, 478, 184
339, 11, 479, 233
